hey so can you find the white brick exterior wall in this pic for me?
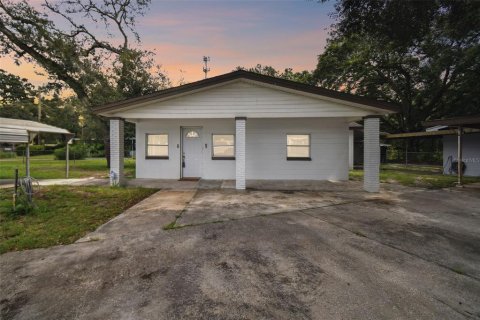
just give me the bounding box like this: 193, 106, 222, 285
363, 117, 380, 192
135, 118, 349, 181
235, 118, 246, 190
110, 119, 125, 186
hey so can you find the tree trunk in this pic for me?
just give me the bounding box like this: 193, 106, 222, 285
105, 138, 110, 168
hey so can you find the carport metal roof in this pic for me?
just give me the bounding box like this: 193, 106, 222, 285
0, 117, 73, 143
423, 115, 480, 129
0, 117, 74, 178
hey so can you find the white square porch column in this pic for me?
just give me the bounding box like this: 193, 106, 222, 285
110, 118, 125, 186
363, 116, 380, 192
235, 117, 246, 190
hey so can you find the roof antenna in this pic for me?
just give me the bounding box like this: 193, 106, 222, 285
203, 56, 210, 79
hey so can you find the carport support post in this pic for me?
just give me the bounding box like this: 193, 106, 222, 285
25, 142, 30, 178
110, 118, 125, 186
363, 116, 380, 192
235, 117, 246, 190
66, 141, 70, 178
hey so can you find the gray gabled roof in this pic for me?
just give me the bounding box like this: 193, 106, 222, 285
93, 70, 400, 115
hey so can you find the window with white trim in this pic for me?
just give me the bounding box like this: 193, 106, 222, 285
287, 134, 311, 160
146, 134, 168, 159
212, 134, 235, 159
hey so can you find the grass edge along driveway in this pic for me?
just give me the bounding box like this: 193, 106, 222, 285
0, 156, 136, 179
350, 163, 480, 189
0, 185, 157, 254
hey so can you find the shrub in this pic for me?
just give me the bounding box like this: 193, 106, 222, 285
54, 145, 88, 160
15, 144, 55, 156
44, 144, 63, 152
85, 143, 106, 158
0, 151, 16, 159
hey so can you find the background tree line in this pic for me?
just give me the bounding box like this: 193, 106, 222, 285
1, 0, 479, 156
0, 0, 169, 150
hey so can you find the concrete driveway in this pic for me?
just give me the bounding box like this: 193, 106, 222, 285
1, 182, 480, 319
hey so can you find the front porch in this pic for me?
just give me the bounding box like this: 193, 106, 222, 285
124, 178, 365, 192
96, 71, 395, 193
109, 116, 382, 192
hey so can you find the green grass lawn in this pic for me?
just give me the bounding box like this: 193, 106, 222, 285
350, 163, 480, 189
0, 155, 135, 179
0, 185, 157, 254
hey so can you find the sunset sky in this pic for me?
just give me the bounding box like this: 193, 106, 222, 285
0, 0, 335, 87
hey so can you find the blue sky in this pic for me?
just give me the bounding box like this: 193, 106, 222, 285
1, 0, 336, 85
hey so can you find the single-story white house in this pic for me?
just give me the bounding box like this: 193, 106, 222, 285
94, 70, 398, 192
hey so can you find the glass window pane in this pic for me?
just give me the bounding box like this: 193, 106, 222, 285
213, 135, 234, 146
148, 134, 168, 145
147, 145, 168, 157
186, 130, 199, 138
287, 146, 309, 158
213, 146, 234, 157
287, 135, 309, 146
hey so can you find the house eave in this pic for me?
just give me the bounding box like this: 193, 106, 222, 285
93, 70, 400, 117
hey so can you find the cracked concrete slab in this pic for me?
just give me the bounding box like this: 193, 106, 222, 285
77, 190, 196, 242
1, 184, 479, 320
176, 189, 369, 227
175, 185, 402, 227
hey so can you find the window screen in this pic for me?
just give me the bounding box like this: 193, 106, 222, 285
212, 134, 235, 158
287, 134, 310, 159
146, 134, 168, 158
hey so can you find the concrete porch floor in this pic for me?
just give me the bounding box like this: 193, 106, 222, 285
1, 178, 376, 192
125, 178, 377, 192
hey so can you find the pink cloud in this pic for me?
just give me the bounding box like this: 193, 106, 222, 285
1, 1, 333, 89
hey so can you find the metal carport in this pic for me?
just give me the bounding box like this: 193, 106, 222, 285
385, 115, 480, 186
0, 117, 74, 178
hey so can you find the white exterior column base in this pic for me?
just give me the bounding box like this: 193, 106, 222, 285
363, 116, 380, 192
110, 118, 125, 186
235, 117, 246, 190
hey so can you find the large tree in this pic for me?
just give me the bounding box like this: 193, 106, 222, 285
314, 0, 480, 133
236, 65, 316, 85
0, 0, 169, 105
0, 69, 83, 140
0, 0, 170, 157
0, 69, 38, 120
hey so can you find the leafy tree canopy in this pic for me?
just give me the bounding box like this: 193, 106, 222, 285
0, 0, 170, 105
0, 0, 170, 143
0, 68, 36, 106
236, 64, 316, 85
314, 0, 480, 133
